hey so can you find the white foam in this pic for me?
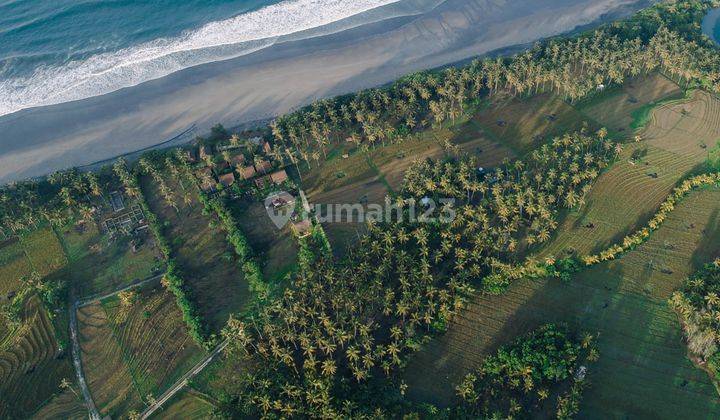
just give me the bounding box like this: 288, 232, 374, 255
0, 0, 402, 117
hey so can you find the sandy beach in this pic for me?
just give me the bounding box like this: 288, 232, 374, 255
0, 0, 651, 183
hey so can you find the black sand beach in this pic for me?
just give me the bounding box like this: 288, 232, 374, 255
0, 0, 651, 183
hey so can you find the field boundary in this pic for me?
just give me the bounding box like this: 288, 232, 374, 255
69, 301, 101, 420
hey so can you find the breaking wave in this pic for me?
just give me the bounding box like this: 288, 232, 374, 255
0, 0, 401, 117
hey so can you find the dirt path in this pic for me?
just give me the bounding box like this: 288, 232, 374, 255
140, 340, 228, 419
69, 272, 165, 419
69, 302, 101, 420
78, 273, 164, 308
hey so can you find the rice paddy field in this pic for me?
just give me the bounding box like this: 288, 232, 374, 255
402, 76, 720, 417
140, 174, 250, 333
77, 285, 205, 417
0, 227, 75, 419
30, 388, 87, 420
537, 89, 720, 258
0, 296, 74, 418
574, 72, 684, 137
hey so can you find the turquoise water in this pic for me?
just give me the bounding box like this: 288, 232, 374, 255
0, 0, 274, 79
0, 0, 403, 116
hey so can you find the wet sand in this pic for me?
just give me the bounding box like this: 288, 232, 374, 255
0, 0, 650, 183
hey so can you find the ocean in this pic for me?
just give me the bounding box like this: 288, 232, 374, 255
703, 7, 720, 45
0, 0, 402, 117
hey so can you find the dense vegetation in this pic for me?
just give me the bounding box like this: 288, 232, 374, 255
670, 259, 720, 371
454, 324, 598, 419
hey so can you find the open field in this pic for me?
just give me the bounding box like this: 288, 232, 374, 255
0, 296, 74, 418
404, 187, 720, 417
537, 89, 720, 258
78, 284, 206, 417
229, 200, 298, 284
0, 228, 65, 304
19, 228, 67, 279
60, 222, 163, 299
141, 174, 250, 332
151, 389, 214, 420
471, 92, 592, 154
575, 72, 683, 136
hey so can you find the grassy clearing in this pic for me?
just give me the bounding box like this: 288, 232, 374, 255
229, 200, 298, 284
575, 72, 683, 137
0, 296, 74, 419
151, 389, 214, 420
404, 187, 720, 418
60, 222, 163, 299
79, 284, 206, 417
0, 238, 32, 309
19, 228, 67, 279
537, 89, 720, 258
470, 92, 591, 154
140, 174, 250, 333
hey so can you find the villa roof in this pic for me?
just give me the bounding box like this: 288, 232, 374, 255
218, 173, 236, 187
270, 169, 288, 185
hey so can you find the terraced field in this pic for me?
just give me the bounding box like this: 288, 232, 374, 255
78, 301, 141, 417
538, 89, 720, 258
0, 296, 74, 419
575, 72, 683, 136
404, 187, 720, 418
31, 388, 87, 420
141, 174, 250, 332
60, 222, 163, 299
78, 285, 206, 417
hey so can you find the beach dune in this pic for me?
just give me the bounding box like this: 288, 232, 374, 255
0, 0, 649, 183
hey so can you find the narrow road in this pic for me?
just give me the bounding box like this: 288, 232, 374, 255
69, 272, 165, 419
78, 273, 164, 307
140, 340, 228, 419
69, 302, 101, 420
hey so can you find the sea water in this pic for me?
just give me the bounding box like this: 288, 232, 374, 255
702, 7, 720, 45
0, 0, 402, 117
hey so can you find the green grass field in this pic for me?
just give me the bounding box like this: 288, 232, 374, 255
140, 174, 250, 333
59, 222, 163, 299
229, 200, 298, 284
151, 389, 215, 419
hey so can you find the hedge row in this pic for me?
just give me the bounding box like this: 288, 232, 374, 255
198, 192, 269, 300
136, 175, 213, 349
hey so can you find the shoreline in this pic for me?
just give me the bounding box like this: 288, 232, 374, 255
0, 0, 650, 184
